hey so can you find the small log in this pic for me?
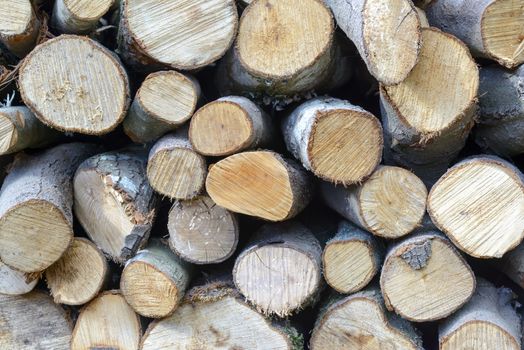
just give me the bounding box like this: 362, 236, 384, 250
167, 194, 239, 264
0, 143, 98, 273
147, 129, 207, 200
380, 232, 476, 322
439, 278, 521, 350
52, 0, 114, 34
74, 150, 157, 263
427, 0, 524, 68
71, 291, 141, 350
141, 280, 303, 350
233, 221, 322, 317
321, 166, 427, 239
500, 243, 524, 288
0, 291, 72, 349
0, 0, 39, 57
123, 71, 201, 144
428, 156, 524, 258
310, 287, 422, 350
45, 237, 108, 305
283, 97, 383, 185
0, 261, 38, 295
19, 35, 130, 135
380, 28, 479, 185
189, 96, 272, 157
322, 221, 384, 294
206, 151, 313, 221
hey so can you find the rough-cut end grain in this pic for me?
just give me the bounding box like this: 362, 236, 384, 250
237, 0, 333, 79
442, 322, 519, 350
0, 261, 38, 295
19, 35, 129, 135
45, 238, 107, 305
0, 0, 33, 36
63, 0, 113, 20
0, 112, 16, 153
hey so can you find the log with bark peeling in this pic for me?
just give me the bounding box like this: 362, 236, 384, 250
52, 0, 114, 34
0, 0, 40, 57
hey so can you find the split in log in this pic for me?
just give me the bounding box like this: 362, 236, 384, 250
0, 0, 39, 57
123, 70, 201, 144
167, 194, 239, 264
321, 165, 427, 239
0, 261, 38, 295
45, 237, 108, 305
206, 150, 313, 221
428, 156, 524, 258
74, 150, 157, 263
52, 0, 114, 34
380, 232, 476, 322
19, 35, 130, 135
0, 143, 98, 273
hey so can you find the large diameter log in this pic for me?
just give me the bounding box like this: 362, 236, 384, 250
206, 151, 313, 221
71, 291, 141, 350
189, 96, 272, 157
233, 222, 322, 317
0, 291, 72, 349
321, 166, 427, 239
310, 287, 422, 350
0, 261, 38, 295
428, 156, 524, 258
380, 28, 479, 185
52, 0, 114, 34
380, 232, 475, 322
439, 279, 521, 350
168, 194, 239, 264
0, 143, 98, 273
141, 281, 303, 350
427, 0, 524, 68
45, 237, 108, 305
124, 71, 201, 144
283, 97, 383, 185
74, 150, 157, 263
0, 0, 39, 57
19, 35, 130, 135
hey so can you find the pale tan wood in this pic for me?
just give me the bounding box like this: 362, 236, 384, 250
0, 0, 39, 57
416, 6, 430, 27
0, 260, 38, 295
52, 0, 114, 34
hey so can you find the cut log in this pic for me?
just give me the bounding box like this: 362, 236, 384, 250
475, 65, 524, 156
427, 0, 524, 68
0, 143, 98, 273
147, 130, 207, 200
322, 221, 384, 294
71, 291, 141, 350
380, 231, 476, 322
74, 150, 157, 263
206, 151, 313, 221
118, 0, 237, 70
428, 156, 524, 258
500, 243, 524, 288
380, 27, 478, 185
325, 0, 421, 85
45, 237, 108, 305
121, 239, 192, 318
52, 0, 113, 34
0, 261, 38, 295
439, 278, 521, 350
167, 194, 239, 264
233, 221, 322, 317
283, 97, 383, 185
123, 71, 201, 144
189, 96, 272, 157
0, 0, 40, 57
0, 291, 72, 349
19, 35, 130, 135
310, 287, 422, 350
141, 280, 304, 350
321, 166, 427, 239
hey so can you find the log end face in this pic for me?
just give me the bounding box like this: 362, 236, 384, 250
0, 0, 33, 37
63, 0, 114, 21
440, 321, 520, 350
0, 112, 17, 155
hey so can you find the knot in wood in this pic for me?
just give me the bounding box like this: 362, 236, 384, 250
400, 240, 432, 270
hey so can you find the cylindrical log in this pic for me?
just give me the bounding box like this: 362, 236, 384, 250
45, 237, 108, 305
0, 143, 98, 273
189, 96, 272, 157
0, 0, 40, 57
427, 0, 524, 68
0, 261, 38, 295
120, 239, 192, 318
19, 35, 130, 135
123, 71, 201, 144
71, 290, 141, 350
206, 150, 313, 221
283, 97, 383, 185
74, 150, 157, 263
380, 231, 476, 322
168, 194, 239, 264
428, 156, 524, 258
380, 28, 479, 185
439, 278, 521, 350
321, 165, 427, 239
147, 129, 207, 200
52, 0, 113, 34
233, 221, 322, 317
500, 243, 524, 288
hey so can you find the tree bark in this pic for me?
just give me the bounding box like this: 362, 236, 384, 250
0, 261, 38, 295
52, 0, 114, 34
500, 243, 524, 288
0, 0, 40, 57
